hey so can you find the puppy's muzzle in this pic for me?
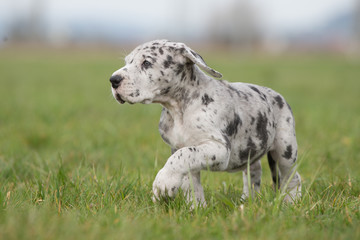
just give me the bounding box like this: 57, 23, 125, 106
109, 75, 124, 89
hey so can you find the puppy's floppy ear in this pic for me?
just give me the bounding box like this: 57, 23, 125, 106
180, 45, 223, 79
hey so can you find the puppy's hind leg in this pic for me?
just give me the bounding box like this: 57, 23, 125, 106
270, 134, 301, 202
241, 160, 262, 200
267, 152, 281, 191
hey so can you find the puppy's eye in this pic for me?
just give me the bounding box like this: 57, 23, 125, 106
142, 60, 152, 68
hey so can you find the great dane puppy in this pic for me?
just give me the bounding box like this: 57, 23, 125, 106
109, 39, 301, 206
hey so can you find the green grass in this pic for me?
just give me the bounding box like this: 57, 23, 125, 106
0, 47, 359, 239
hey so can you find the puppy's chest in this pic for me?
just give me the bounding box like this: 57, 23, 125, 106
159, 111, 195, 149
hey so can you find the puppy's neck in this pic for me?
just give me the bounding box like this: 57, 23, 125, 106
154, 65, 211, 112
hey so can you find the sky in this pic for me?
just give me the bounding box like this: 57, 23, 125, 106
0, 0, 357, 42
252, 0, 356, 33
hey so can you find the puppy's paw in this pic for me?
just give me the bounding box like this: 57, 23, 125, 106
152, 168, 183, 202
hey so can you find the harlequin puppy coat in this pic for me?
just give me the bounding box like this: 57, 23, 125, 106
109, 40, 301, 205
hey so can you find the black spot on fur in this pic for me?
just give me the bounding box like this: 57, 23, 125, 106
250, 116, 255, 125
274, 95, 284, 109
224, 113, 242, 136
163, 55, 174, 69
188, 147, 196, 152
179, 47, 186, 54
179, 71, 187, 83
129, 89, 140, 98
175, 64, 185, 75
223, 135, 231, 150
211, 155, 216, 161
239, 137, 257, 160
189, 66, 196, 81
160, 87, 171, 95
250, 86, 261, 95
225, 84, 249, 101
256, 112, 268, 149
267, 152, 280, 188
159, 48, 164, 55
249, 85, 267, 101
282, 145, 293, 159
201, 94, 214, 106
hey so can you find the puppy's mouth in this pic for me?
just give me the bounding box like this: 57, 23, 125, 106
115, 93, 126, 104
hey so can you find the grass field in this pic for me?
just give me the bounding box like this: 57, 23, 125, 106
0, 47, 359, 239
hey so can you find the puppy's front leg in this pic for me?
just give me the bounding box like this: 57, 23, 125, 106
181, 172, 206, 207
152, 141, 230, 201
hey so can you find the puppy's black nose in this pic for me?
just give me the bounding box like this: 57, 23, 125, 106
109, 75, 124, 88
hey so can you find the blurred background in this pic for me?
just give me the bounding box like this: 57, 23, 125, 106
0, 0, 359, 54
